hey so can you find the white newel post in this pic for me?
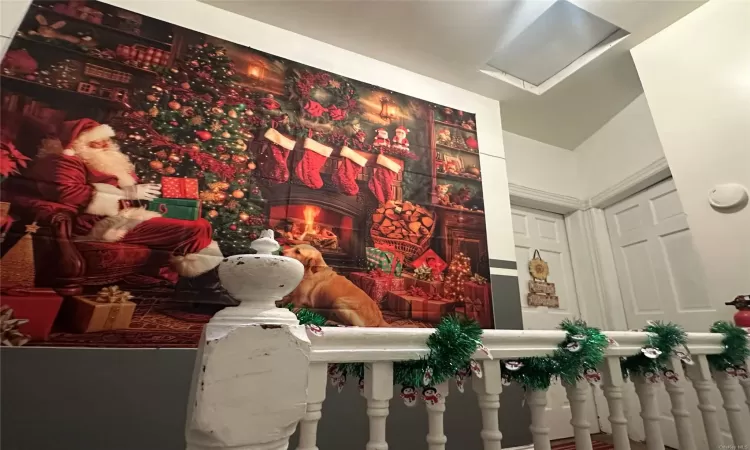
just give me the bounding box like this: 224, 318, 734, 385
663, 357, 697, 450
563, 379, 593, 450
185, 231, 308, 450
472, 360, 503, 450
713, 368, 750, 447
632, 375, 665, 450
600, 357, 631, 450
426, 381, 450, 450
364, 362, 394, 450
685, 355, 723, 450
740, 358, 750, 411
526, 388, 551, 450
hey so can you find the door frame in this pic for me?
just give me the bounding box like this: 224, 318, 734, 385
509, 157, 671, 435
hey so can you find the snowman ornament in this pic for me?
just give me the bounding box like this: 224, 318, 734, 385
400, 386, 418, 407
584, 368, 602, 385
422, 387, 441, 406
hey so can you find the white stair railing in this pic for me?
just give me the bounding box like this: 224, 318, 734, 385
183, 242, 748, 450
663, 357, 698, 450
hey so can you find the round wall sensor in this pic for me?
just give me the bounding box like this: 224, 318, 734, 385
708, 183, 748, 209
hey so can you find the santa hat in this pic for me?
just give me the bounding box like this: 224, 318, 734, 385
375, 127, 387, 133
395, 126, 409, 134
59, 119, 115, 156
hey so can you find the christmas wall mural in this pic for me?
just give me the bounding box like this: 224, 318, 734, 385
0, 0, 492, 348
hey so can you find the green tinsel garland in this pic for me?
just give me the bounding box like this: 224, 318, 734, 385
503, 319, 608, 391
620, 321, 686, 379
707, 321, 750, 372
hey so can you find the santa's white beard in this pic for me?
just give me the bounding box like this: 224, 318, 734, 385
74, 141, 137, 187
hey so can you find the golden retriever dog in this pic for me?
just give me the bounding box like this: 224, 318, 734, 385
283, 244, 389, 327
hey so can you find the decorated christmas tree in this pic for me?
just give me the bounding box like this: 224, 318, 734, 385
443, 252, 471, 303
116, 43, 288, 254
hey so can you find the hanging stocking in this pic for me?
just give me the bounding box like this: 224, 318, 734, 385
295, 138, 333, 189
258, 128, 296, 184
368, 154, 401, 204
332, 146, 368, 196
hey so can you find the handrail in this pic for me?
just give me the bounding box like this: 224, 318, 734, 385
309, 328, 726, 362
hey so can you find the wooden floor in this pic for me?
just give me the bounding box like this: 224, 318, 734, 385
551, 433, 678, 450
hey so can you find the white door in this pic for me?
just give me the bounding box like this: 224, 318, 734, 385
605, 178, 743, 448
511, 205, 600, 439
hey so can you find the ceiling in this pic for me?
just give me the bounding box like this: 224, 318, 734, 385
202, 0, 704, 150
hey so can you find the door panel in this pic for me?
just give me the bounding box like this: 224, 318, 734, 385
605, 178, 744, 448
511, 205, 599, 440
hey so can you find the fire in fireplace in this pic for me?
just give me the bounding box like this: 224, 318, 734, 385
270, 205, 353, 255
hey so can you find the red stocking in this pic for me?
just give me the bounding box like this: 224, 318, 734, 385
332, 146, 367, 196
295, 138, 332, 189
259, 128, 296, 183
368, 154, 401, 204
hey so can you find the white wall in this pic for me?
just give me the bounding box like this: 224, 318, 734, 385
504, 131, 583, 199
575, 94, 665, 198
632, 0, 750, 303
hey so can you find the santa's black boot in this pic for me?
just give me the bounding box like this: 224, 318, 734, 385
174, 266, 239, 306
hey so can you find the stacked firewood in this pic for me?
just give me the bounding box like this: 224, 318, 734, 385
371, 201, 434, 244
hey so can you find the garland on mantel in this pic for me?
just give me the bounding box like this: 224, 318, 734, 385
707, 321, 749, 374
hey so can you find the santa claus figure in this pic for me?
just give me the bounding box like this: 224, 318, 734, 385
21, 119, 227, 301
391, 125, 410, 150
372, 128, 389, 148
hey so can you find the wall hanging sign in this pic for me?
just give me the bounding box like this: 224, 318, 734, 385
527, 250, 559, 308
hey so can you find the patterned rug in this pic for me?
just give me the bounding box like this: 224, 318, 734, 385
551, 439, 614, 450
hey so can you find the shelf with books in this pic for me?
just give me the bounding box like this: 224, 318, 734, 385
1, 75, 128, 110
14, 36, 159, 77
433, 120, 477, 133
436, 172, 482, 183
435, 142, 479, 156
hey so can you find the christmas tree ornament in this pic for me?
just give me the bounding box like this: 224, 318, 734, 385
219, 154, 231, 161
295, 138, 333, 190
235, 140, 247, 151
368, 154, 401, 203
400, 386, 418, 407
231, 190, 244, 199
170, 121, 179, 127
181, 82, 191, 89
210, 121, 222, 132
247, 161, 256, 170
221, 131, 231, 138
238, 212, 250, 222
149, 160, 164, 170
332, 146, 367, 196
146, 94, 158, 102
164, 167, 176, 175
228, 109, 238, 118
196, 130, 212, 141
229, 224, 237, 231
169, 154, 181, 162
168, 100, 181, 110
207, 210, 218, 218
251, 187, 261, 196
232, 155, 247, 163
422, 387, 441, 406
148, 107, 159, 117
259, 128, 295, 184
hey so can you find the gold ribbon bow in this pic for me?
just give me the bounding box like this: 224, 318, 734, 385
95, 286, 134, 304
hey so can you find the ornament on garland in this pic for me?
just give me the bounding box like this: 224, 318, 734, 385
400, 386, 418, 407
422, 387, 441, 406
583, 368, 602, 385
706, 321, 749, 374
620, 321, 686, 380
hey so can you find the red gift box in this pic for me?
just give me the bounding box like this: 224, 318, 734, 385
385, 290, 455, 323
161, 177, 199, 199
403, 273, 443, 296
349, 272, 405, 305
0, 288, 63, 341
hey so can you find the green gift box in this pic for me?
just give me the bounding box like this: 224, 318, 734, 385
366, 247, 403, 277
147, 198, 202, 220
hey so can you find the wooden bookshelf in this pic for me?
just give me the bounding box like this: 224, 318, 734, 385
433, 120, 477, 133
1, 75, 128, 110
435, 142, 479, 156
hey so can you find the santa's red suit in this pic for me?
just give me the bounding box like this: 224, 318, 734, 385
22, 119, 222, 278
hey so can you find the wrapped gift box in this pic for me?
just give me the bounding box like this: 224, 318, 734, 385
62, 295, 135, 333
464, 281, 490, 308
403, 273, 443, 296
366, 247, 403, 277
148, 198, 201, 220
161, 177, 199, 199
385, 290, 455, 323
349, 272, 405, 305
0, 288, 63, 341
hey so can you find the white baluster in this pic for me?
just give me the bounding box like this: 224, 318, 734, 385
185, 231, 309, 450
297, 362, 328, 450
713, 368, 750, 447
633, 374, 664, 450
526, 388, 551, 450
472, 360, 503, 450
663, 358, 697, 450
364, 362, 394, 450
739, 358, 750, 411
685, 355, 723, 450
563, 379, 593, 450
426, 381, 450, 450
600, 356, 631, 450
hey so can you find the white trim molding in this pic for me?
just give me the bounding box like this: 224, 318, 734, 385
508, 183, 585, 215
588, 157, 670, 209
